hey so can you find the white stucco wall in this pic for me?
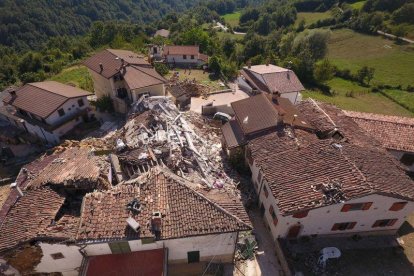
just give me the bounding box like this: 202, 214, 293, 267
166, 54, 199, 64
249, 160, 414, 240
281, 91, 300, 104
35, 243, 83, 276
24, 121, 59, 145
45, 97, 90, 126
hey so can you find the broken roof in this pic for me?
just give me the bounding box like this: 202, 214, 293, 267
241, 64, 304, 94
83, 49, 150, 79
231, 93, 280, 136
27, 147, 111, 190
0, 187, 70, 252
77, 168, 250, 242
345, 111, 414, 153
2, 81, 91, 119
249, 100, 414, 215
163, 45, 200, 56
221, 118, 247, 149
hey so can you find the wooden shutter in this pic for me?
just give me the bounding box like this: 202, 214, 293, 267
341, 204, 352, 212
264, 186, 269, 198
293, 210, 309, 218
269, 205, 274, 214
387, 219, 398, 227
273, 217, 278, 226
331, 223, 340, 231
347, 222, 357, 230
362, 202, 373, 210
389, 202, 407, 211
372, 220, 381, 228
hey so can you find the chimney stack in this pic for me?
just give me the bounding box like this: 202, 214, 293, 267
9, 90, 16, 98
247, 61, 251, 69
10, 182, 23, 197
99, 63, 103, 72
151, 211, 162, 232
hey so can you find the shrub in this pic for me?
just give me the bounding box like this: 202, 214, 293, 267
95, 96, 114, 113
154, 63, 169, 76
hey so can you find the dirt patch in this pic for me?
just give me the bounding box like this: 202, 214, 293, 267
4, 244, 43, 274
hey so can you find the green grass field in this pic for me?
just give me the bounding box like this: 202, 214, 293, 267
350, 1, 366, 10
50, 65, 94, 92
327, 29, 414, 87
222, 12, 241, 27
295, 12, 332, 27
382, 89, 414, 113
303, 78, 414, 117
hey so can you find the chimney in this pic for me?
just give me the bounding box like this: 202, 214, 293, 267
151, 211, 162, 232
99, 63, 103, 72
9, 90, 16, 98
272, 90, 280, 102
10, 182, 23, 197
247, 61, 251, 69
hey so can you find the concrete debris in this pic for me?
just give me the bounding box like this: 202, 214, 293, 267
312, 179, 346, 205
116, 96, 237, 192
168, 78, 210, 98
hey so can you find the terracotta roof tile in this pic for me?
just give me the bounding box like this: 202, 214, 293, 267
221, 118, 246, 149
77, 168, 250, 242
122, 65, 167, 90
164, 45, 199, 56
2, 81, 91, 119
345, 111, 414, 152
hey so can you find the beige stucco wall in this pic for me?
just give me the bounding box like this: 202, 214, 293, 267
88, 69, 113, 99
131, 84, 165, 102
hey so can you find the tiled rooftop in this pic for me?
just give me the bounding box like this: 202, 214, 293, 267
345, 110, 414, 152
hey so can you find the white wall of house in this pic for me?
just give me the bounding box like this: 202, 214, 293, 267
166, 54, 199, 65
46, 97, 89, 126
281, 91, 301, 105
33, 233, 237, 275
131, 84, 165, 102
35, 243, 83, 276
89, 69, 114, 99
24, 121, 59, 145
389, 149, 414, 172
249, 160, 414, 240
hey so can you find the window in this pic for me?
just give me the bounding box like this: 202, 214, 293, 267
187, 251, 200, 263
263, 185, 269, 198
246, 148, 253, 165
58, 108, 65, 117
109, 241, 131, 254
117, 88, 128, 99
78, 98, 84, 107
372, 219, 397, 228
341, 202, 372, 212
293, 210, 309, 218
389, 202, 407, 211
191, 55, 195, 59
269, 205, 278, 226
50, 253, 64, 260
331, 222, 356, 231
400, 153, 414, 166
183, 55, 187, 60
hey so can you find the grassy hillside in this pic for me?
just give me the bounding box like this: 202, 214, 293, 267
222, 12, 241, 27
350, 1, 366, 10
50, 65, 93, 92
327, 29, 414, 87
303, 78, 414, 117
295, 11, 332, 27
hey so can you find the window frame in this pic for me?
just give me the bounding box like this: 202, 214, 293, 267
372, 219, 397, 228
187, 250, 200, 263
190, 55, 195, 59
341, 202, 372, 212
50, 252, 65, 260
263, 185, 269, 198
389, 202, 407, 211
331, 222, 357, 231
183, 55, 187, 60
78, 98, 84, 107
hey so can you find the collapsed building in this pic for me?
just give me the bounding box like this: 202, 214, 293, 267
0, 96, 251, 276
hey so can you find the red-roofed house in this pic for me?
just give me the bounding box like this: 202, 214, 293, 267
238, 64, 305, 104
2, 81, 92, 145
83, 49, 167, 113
163, 45, 209, 67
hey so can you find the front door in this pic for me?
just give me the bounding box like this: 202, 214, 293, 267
287, 224, 301, 239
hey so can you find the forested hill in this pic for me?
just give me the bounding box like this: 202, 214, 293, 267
0, 0, 204, 50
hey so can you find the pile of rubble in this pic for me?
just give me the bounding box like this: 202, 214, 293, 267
112, 96, 238, 191
168, 78, 210, 98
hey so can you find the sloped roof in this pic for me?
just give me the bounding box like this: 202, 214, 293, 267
0, 188, 68, 252
2, 81, 91, 119
241, 64, 304, 94
164, 45, 199, 56
83, 49, 149, 79
77, 168, 250, 242
344, 111, 414, 152
123, 65, 167, 90
221, 118, 246, 149
231, 93, 279, 136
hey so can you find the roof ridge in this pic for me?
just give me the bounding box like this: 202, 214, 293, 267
345, 110, 414, 126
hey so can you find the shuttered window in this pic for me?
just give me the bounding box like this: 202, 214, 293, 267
293, 210, 309, 218
246, 148, 253, 165
389, 202, 407, 211
331, 222, 357, 231
258, 170, 263, 185
109, 241, 131, 254
269, 205, 278, 226
341, 202, 372, 212
372, 219, 398, 228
